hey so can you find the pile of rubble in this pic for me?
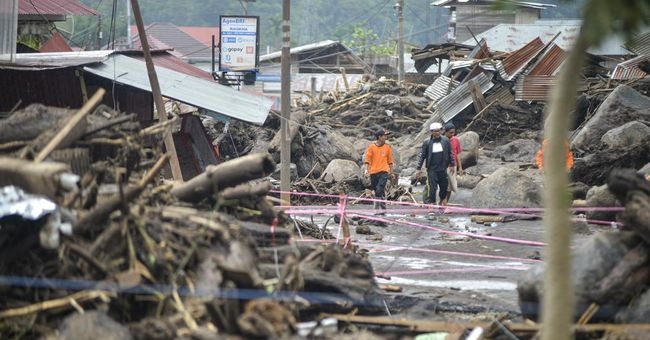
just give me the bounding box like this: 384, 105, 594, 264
0, 98, 384, 339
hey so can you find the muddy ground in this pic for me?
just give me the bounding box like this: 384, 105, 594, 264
294, 155, 601, 322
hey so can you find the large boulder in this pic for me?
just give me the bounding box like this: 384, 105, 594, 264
471, 167, 542, 208
321, 159, 361, 182
601, 121, 650, 149
572, 85, 650, 151
492, 139, 540, 163
585, 184, 619, 221
458, 131, 480, 168
518, 231, 649, 321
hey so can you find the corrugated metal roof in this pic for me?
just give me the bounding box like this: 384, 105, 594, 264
134, 23, 213, 60
497, 37, 545, 81
626, 31, 650, 56
18, 0, 98, 16
84, 54, 272, 125
39, 31, 72, 52
424, 75, 460, 103
434, 72, 494, 122
260, 40, 338, 61
527, 43, 567, 76
611, 55, 650, 80
131, 52, 214, 81
2, 50, 113, 68
468, 39, 490, 59
463, 21, 633, 56
515, 75, 556, 101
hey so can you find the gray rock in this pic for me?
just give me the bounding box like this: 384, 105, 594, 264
569, 181, 590, 200
585, 184, 619, 221
572, 85, 650, 151
492, 139, 541, 162
321, 159, 361, 182
458, 131, 480, 168
601, 121, 650, 149
518, 231, 645, 321
49, 311, 132, 340
471, 167, 542, 208
457, 174, 483, 189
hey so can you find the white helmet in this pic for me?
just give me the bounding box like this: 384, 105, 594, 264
429, 122, 443, 131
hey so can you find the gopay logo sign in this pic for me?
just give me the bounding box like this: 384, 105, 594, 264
219, 15, 259, 72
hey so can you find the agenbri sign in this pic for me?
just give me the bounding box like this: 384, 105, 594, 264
219, 15, 260, 72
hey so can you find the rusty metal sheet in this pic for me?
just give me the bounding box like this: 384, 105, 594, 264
611, 55, 650, 80
527, 43, 567, 76
18, 0, 98, 16
497, 37, 546, 81
515, 75, 556, 101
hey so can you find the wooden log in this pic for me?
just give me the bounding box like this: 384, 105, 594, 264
171, 153, 276, 203
470, 215, 505, 223
219, 181, 272, 200
268, 110, 308, 154
0, 157, 71, 199
34, 89, 105, 162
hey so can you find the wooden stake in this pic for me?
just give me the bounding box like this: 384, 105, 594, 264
339, 67, 350, 91
130, 0, 183, 182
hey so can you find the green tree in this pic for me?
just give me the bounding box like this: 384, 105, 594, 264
343, 26, 394, 56
539, 1, 650, 339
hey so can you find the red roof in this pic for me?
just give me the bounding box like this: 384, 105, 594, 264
39, 31, 73, 52
131, 52, 215, 82
178, 26, 220, 47
18, 0, 98, 16
131, 25, 219, 47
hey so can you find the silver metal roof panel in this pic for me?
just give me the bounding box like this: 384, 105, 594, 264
84, 54, 272, 125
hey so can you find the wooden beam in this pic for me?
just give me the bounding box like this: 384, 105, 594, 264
469, 79, 487, 113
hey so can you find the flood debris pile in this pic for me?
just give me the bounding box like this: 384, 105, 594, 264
518, 169, 650, 328
0, 101, 384, 339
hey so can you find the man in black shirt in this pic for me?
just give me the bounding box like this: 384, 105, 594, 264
415, 122, 454, 205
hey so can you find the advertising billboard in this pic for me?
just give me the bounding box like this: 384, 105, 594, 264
219, 15, 259, 72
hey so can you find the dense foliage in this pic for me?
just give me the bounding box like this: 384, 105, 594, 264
69, 0, 583, 52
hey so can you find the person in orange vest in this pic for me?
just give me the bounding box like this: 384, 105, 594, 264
535, 139, 574, 171
363, 128, 395, 215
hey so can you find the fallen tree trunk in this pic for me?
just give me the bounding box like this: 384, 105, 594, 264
172, 153, 276, 203
219, 181, 272, 200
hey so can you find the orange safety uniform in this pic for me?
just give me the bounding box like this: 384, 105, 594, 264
536, 139, 574, 171
365, 143, 394, 174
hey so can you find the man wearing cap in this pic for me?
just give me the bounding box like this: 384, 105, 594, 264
363, 128, 395, 215
416, 122, 454, 206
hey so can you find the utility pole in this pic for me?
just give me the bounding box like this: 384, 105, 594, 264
130, 0, 183, 181
280, 0, 291, 204
126, 0, 132, 48
396, 0, 405, 83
